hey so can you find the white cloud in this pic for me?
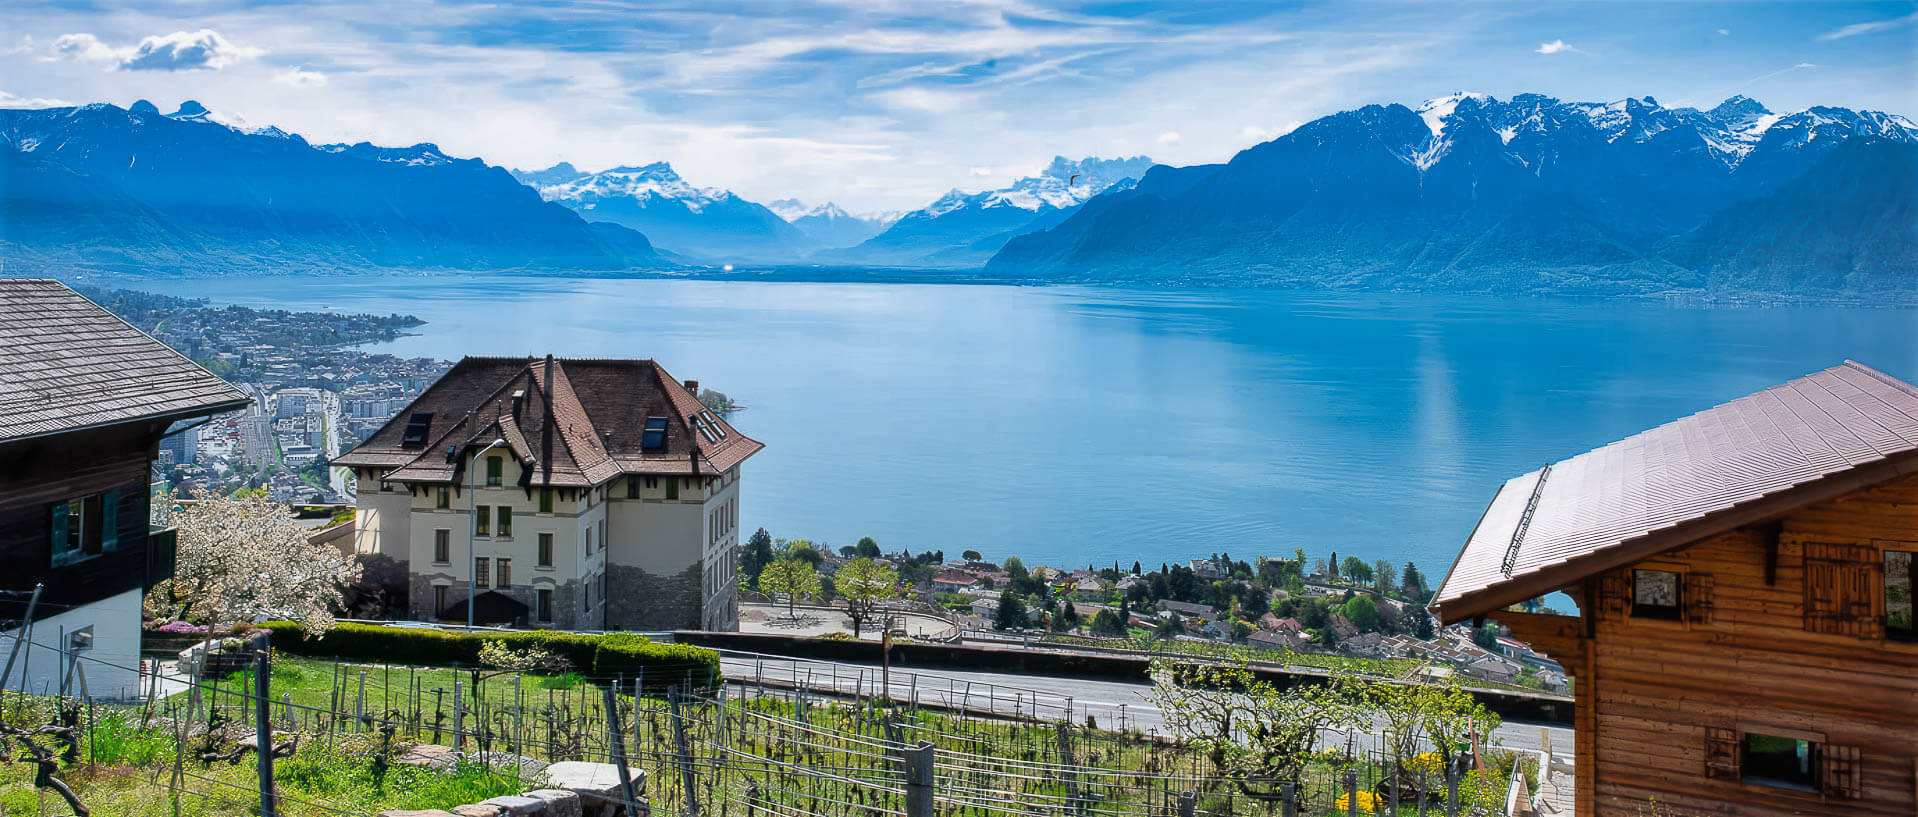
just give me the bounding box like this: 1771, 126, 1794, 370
120, 29, 260, 71
1739, 62, 1817, 86
273, 67, 328, 87
1535, 39, 1577, 55
1816, 11, 1918, 41
50, 33, 117, 63
1156, 131, 1181, 145
0, 90, 74, 108
1716, 28, 1730, 36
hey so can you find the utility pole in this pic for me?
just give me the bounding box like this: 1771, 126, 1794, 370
254, 650, 276, 817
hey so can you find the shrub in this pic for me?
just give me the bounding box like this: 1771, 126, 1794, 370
257, 622, 720, 691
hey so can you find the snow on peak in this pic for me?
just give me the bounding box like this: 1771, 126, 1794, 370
1416, 92, 1492, 139
767, 198, 810, 221
533, 162, 732, 213
932, 155, 1157, 213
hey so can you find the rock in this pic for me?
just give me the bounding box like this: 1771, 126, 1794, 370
450, 807, 503, 817
480, 795, 549, 816
379, 811, 459, 817
542, 761, 647, 804
524, 789, 582, 817
397, 743, 460, 770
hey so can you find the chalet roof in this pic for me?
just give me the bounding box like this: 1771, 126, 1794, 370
334, 355, 762, 487
1434, 361, 1918, 622
0, 279, 248, 441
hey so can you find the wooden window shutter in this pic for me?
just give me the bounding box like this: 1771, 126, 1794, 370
1703, 727, 1738, 779
1819, 744, 1862, 799
1805, 543, 1883, 638
1685, 572, 1715, 624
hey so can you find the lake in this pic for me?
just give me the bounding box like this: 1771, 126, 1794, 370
119, 273, 1918, 575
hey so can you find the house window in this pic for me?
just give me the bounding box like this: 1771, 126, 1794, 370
537, 589, 553, 622
486, 455, 503, 487
1742, 733, 1818, 792
434, 529, 450, 563
666, 478, 679, 501
1887, 550, 1914, 641
49, 492, 117, 566
436, 487, 450, 509
627, 479, 640, 499
1632, 569, 1682, 620
475, 557, 490, 588
498, 506, 513, 537
538, 533, 554, 567
496, 558, 512, 589
539, 489, 554, 514
475, 506, 491, 536
434, 586, 448, 616
645, 477, 658, 490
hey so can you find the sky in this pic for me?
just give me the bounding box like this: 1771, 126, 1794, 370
3, 1, 1915, 212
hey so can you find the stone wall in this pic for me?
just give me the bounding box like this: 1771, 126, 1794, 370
605, 562, 703, 631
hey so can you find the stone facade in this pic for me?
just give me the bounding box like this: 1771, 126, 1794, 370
605, 562, 704, 631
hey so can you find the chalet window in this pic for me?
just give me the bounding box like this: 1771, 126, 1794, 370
1805, 542, 1879, 638
1741, 733, 1817, 791
1632, 569, 1682, 620
1887, 550, 1914, 641
497, 506, 513, 537
49, 491, 117, 566
666, 478, 679, 501
539, 489, 554, 514
486, 456, 503, 487
496, 558, 512, 589
475, 506, 491, 536
436, 487, 450, 509
434, 529, 450, 563
538, 533, 553, 567
475, 557, 490, 588
537, 589, 553, 622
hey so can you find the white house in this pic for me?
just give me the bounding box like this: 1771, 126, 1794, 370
336, 355, 762, 631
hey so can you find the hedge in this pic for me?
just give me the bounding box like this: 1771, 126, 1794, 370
258, 622, 720, 692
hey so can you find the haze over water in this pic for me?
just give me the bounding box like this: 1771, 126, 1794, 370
125, 273, 1918, 573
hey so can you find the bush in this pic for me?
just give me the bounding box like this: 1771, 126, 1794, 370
257, 622, 720, 691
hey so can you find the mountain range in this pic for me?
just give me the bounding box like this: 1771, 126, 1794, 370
1, 93, 1912, 299
0, 101, 657, 274
986, 94, 1918, 297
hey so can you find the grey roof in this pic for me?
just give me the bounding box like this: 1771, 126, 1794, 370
1435, 361, 1918, 619
0, 279, 249, 441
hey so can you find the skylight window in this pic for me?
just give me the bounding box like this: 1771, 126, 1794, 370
642, 417, 668, 449
401, 412, 434, 448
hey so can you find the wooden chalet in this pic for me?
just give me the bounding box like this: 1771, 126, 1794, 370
1433, 361, 1918, 817
0, 280, 249, 697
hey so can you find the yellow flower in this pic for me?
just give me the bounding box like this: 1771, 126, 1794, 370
1409, 752, 1447, 775
1336, 791, 1381, 814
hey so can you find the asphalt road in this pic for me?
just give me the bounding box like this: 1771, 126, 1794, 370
715, 652, 1574, 758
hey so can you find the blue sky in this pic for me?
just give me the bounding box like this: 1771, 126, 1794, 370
4, 1, 1915, 211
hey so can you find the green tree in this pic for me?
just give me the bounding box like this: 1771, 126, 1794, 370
962, 549, 983, 563
758, 545, 821, 619
1157, 613, 1186, 640
741, 528, 775, 588
1089, 608, 1126, 637
1328, 551, 1339, 579
835, 556, 899, 638
854, 537, 883, 559
1342, 595, 1379, 632
1148, 655, 1366, 793
993, 594, 1028, 631
1342, 556, 1373, 585
1370, 672, 1503, 784
1413, 609, 1437, 640
786, 539, 822, 566
1003, 556, 1028, 579
1374, 560, 1394, 596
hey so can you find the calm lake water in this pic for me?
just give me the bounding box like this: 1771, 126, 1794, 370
119, 273, 1918, 574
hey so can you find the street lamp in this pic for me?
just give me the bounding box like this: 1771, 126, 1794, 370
468, 438, 506, 629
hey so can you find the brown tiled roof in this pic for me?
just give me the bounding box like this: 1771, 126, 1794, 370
1434, 361, 1918, 621
335, 355, 762, 487
0, 279, 249, 441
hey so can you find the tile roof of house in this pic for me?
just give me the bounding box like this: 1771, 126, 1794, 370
0, 279, 248, 441
1434, 361, 1918, 621
334, 355, 763, 488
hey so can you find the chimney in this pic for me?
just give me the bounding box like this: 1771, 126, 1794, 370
510, 390, 525, 415
684, 379, 699, 395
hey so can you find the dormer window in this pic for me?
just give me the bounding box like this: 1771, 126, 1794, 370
642, 417, 668, 449
401, 412, 433, 448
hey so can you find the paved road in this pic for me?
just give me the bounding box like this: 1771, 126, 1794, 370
715, 652, 1573, 758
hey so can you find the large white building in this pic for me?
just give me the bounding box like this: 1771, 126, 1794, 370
334, 356, 761, 631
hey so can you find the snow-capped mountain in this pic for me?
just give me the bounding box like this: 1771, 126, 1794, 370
768, 200, 901, 248
0, 100, 657, 273
512, 162, 809, 261
989, 94, 1917, 296
826, 155, 1154, 267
